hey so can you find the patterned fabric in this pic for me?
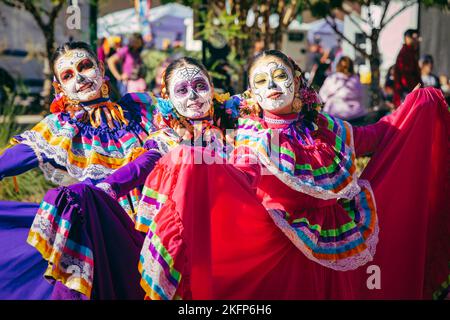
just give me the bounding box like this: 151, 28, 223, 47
135, 121, 228, 233
266, 179, 378, 271
11, 93, 159, 185
138, 220, 181, 300
27, 196, 94, 298
234, 112, 360, 200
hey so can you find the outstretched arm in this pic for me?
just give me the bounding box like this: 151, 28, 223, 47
352, 84, 425, 157
352, 121, 390, 157
96, 141, 162, 199
0, 144, 43, 180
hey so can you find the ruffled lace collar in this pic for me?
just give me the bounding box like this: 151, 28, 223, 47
263, 111, 299, 129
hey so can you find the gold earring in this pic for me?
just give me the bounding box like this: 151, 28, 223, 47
209, 101, 215, 119
292, 93, 303, 113
101, 83, 109, 98
52, 81, 63, 95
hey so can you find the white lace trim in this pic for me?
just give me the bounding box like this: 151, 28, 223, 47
96, 182, 117, 200
27, 202, 94, 296
248, 120, 360, 200
17, 130, 136, 182
266, 178, 379, 271
139, 232, 179, 299
136, 201, 160, 229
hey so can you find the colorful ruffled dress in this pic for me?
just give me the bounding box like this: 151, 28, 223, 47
136, 87, 449, 300
19, 95, 241, 299
0, 92, 161, 299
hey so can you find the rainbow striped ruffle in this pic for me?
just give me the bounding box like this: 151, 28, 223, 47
235, 113, 360, 200
11, 92, 159, 186
138, 219, 182, 300
27, 197, 94, 298
267, 179, 378, 271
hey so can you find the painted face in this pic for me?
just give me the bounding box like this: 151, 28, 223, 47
168, 65, 212, 119
55, 49, 104, 102
250, 59, 295, 113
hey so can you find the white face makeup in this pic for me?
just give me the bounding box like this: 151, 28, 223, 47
168, 66, 212, 119
55, 49, 104, 102
250, 59, 295, 113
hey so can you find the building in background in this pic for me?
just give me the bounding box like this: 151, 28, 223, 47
344, 2, 418, 82
0, 1, 90, 108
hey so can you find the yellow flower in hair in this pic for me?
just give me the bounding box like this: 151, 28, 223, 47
214, 92, 230, 104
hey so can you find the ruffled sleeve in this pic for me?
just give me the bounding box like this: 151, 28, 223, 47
0, 144, 41, 180
235, 113, 360, 200
9, 92, 161, 185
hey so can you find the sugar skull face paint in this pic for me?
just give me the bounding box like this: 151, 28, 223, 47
168, 66, 212, 119
250, 59, 295, 113
55, 49, 104, 102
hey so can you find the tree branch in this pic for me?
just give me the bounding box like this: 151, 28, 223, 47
324, 16, 369, 59
338, 2, 371, 25
49, 0, 65, 25
381, 0, 417, 29
379, 0, 390, 27
338, 7, 371, 39
0, 0, 23, 9
366, 0, 374, 29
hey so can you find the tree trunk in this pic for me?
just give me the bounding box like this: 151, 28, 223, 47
274, 25, 283, 50
369, 30, 382, 109
42, 29, 56, 111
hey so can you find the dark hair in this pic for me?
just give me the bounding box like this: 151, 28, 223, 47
161, 56, 212, 98
247, 49, 319, 126
420, 54, 434, 65
51, 41, 99, 82
128, 33, 144, 52
404, 29, 419, 38
336, 56, 354, 76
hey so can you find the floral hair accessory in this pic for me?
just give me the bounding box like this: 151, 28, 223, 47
213, 92, 231, 104
50, 94, 68, 114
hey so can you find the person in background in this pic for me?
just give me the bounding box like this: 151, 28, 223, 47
439, 74, 450, 105
419, 54, 440, 88
107, 33, 146, 95
97, 37, 106, 63
329, 38, 343, 73
308, 36, 329, 88
393, 29, 422, 107
383, 65, 395, 109
319, 56, 367, 125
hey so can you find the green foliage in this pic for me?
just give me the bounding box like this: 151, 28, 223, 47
141, 49, 171, 85
0, 168, 55, 203
0, 86, 55, 202
195, 9, 248, 44
0, 87, 24, 147
141, 48, 202, 85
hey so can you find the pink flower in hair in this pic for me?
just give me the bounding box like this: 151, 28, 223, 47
300, 87, 321, 106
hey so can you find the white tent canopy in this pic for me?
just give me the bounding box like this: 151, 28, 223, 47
303, 18, 343, 49
97, 3, 193, 38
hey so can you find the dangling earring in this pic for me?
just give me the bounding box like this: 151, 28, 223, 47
209, 101, 215, 119
52, 81, 63, 95
101, 83, 109, 98
292, 93, 303, 113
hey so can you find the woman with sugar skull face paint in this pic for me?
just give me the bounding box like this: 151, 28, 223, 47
11, 57, 243, 300
0, 41, 166, 300
235, 50, 449, 300
134, 50, 448, 300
